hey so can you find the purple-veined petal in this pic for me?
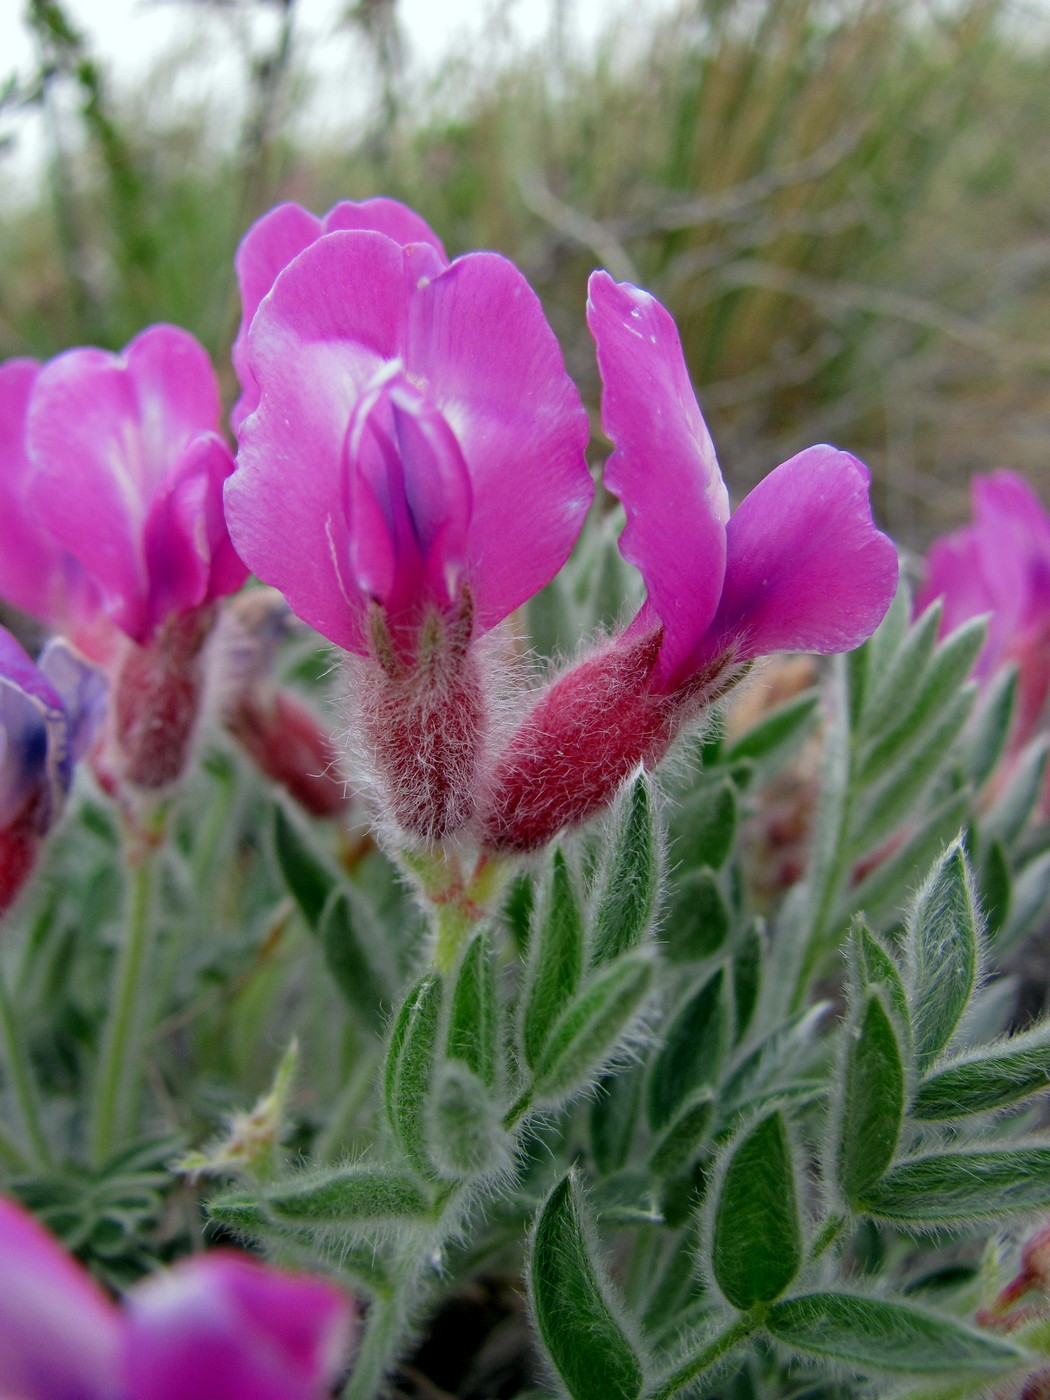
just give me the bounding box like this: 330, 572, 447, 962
226, 231, 414, 651
0, 1195, 123, 1400
586, 271, 729, 691
408, 251, 593, 629
124, 1252, 355, 1400
143, 432, 245, 636
0, 678, 51, 827
704, 445, 899, 663
343, 371, 473, 621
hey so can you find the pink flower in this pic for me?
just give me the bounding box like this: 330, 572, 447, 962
24, 325, 247, 648
225, 222, 592, 656
480, 273, 898, 852
917, 470, 1050, 743
224, 210, 593, 840
0, 1194, 356, 1400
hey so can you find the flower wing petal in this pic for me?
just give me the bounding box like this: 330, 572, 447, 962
708, 445, 898, 662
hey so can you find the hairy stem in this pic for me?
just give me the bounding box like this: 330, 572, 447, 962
0, 969, 50, 1167
647, 1312, 759, 1399
91, 849, 157, 1164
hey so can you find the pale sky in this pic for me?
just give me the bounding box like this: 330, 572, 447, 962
1, 0, 662, 193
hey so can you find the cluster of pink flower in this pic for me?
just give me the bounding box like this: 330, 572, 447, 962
0, 195, 900, 901
0, 197, 906, 1394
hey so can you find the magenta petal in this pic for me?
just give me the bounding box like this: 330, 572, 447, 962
143, 433, 245, 635
226, 231, 413, 651
232, 203, 324, 430
586, 271, 729, 689
0, 1196, 123, 1400
27, 347, 150, 639
0, 358, 68, 624
706, 445, 899, 662
409, 252, 593, 628
323, 197, 447, 263
124, 1252, 355, 1400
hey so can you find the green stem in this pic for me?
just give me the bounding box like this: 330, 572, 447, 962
0, 971, 49, 1167
339, 1233, 435, 1400
433, 902, 474, 974
90, 850, 157, 1165
647, 1313, 759, 1400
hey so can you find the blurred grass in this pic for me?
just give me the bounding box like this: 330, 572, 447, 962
2, 0, 1049, 544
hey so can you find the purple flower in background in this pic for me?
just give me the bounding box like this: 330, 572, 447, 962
0, 628, 105, 913
917, 470, 1050, 743
481, 273, 898, 852
0, 1194, 356, 1400
231, 197, 448, 431
224, 211, 592, 839
24, 325, 247, 648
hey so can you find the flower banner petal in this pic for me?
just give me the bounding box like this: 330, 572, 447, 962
586, 271, 729, 690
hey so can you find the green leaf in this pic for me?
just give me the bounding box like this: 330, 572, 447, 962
647, 969, 727, 1130
263, 1166, 431, 1222
532, 953, 654, 1104
837, 991, 905, 1206
593, 1170, 664, 1225
766, 1292, 1021, 1373
998, 850, 1050, 951
840, 791, 970, 926
272, 804, 336, 929
531, 1173, 644, 1400
428, 1062, 509, 1179
318, 892, 389, 1032
503, 872, 533, 955
862, 1147, 1050, 1221
849, 686, 975, 856
384, 972, 443, 1174
906, 841, 980, 1071
979, 838, 1011, 940
650, 1092, 713, 1178
854, 922, 908, 1029
662, 869, 731, 962
859, 614, 986, 782
592, 774, 659, 966
523, 849, 584, 1067
912, 1036, 1050, 1119
733, 922, 763, 1041
860, 600, 941, 738
675, 779, 737, 871
966, 664, 1018, 789
447, 929, 499, 1088
711, 1112, 801, 1310
984, 737, 1050, 847
590, 1067, 644, 1177
724, 689, 820, 770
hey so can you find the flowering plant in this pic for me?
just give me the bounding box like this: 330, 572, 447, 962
0, 198, 1049, 1400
